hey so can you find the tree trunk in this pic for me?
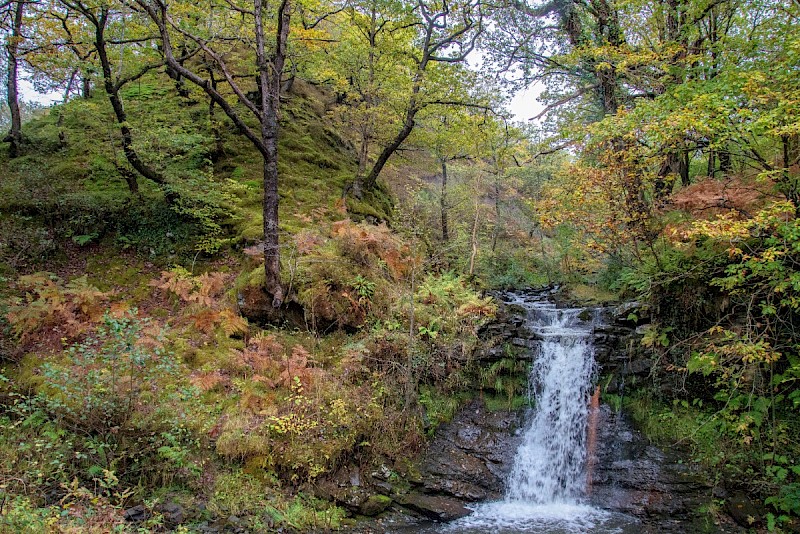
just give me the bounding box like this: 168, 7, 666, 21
81, 73, 92, 99
707, 149, 715, 178
256, 0, 290, 307
207, 70, 225, 161
362, 23, 433, 192
95, 9, 165, 192
350, 4, 378, 199
719, 150, 731, 173
362, 100, 419, 192
137, 0, 291, 303
440, 159, 449, 241
5, 0, 24, 158
491, 172, 500, 252
681, 149, 690, 186
469, 195, 480, 277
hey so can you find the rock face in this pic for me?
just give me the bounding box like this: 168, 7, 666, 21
589, 405, 718, 532
415, 400, 525, 503
344, 290, 743, 533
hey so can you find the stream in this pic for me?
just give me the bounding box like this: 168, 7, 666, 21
397, 294, 651, 533
353, 291, 723, 534
435, 296, 638, 533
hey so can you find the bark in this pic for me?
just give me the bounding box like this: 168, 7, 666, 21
719, 150, 731, 173
361, 73, 422, 191
207, 70, 225, 160
681, 149, 690, 186
256, 0, 291, 307
440, 159, 449, 242
707, 149, 715, 178
469, 195, 480, 277
491, 171, 500, 252
81, 74, 92, 99
655, 150, 688, 200
5, 0, 24, 158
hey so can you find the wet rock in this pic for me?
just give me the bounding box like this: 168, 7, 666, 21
589, 405, 714, 528
314, 480, 372, 513
123, 505, 150, 523
614, 301, 650, 325
396, 492, 471, 521
156, 502, 185, 527
417, 400, 525, 502
511, 337, 527, 347
506, 303, 528, 315
372, 480, 393, 496
626, 357, 653, 376
726, 492, 761, 528
371, 464, 393, 481
360, 495, 393, 516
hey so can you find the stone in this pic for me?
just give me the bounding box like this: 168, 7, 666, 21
726, 492, 761, 528
416, 399, 524, 502
359, 495, 393, 516
371, 464, 393, 481
613, 301, 649, 324
123, 505, 150, 523
588, 405, 714, 530
155, 502, 185, 526
397, 492, 471, 521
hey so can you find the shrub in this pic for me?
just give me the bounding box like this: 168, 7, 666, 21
37, 311, 189, 436
216, 379, 384, 481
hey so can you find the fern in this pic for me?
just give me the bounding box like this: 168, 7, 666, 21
6, 272, 109, 343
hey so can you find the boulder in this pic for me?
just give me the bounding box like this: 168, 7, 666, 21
396, 492, 471, 521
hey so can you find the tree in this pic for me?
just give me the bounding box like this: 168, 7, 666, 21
57, 0, 167, 192
328, 0, 416, 198
413, 102, 504, 242
358, 0, 485, 195
3, 0, 25, 157
135, 0, 324, 306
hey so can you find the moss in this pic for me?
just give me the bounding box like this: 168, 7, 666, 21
239, 219, 264, 242
483, 393, 532, 412
419, 385, 472, 433
563, 283, 619, 305
346, 185, 394, 222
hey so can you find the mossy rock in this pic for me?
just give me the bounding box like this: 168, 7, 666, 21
359, 494, 392, 517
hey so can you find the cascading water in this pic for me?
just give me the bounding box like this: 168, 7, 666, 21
440, 293, 637, 534
505, 301, 597, 503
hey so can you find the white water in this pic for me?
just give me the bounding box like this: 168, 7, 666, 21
442, 295, 636, 534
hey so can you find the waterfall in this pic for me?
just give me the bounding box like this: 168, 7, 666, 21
443, 293, 636, 534
505, 302, 596, 503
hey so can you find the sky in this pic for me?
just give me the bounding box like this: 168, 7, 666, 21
508, 84, 545, 123
20, 79, 62, 106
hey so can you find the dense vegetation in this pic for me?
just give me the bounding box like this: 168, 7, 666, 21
0, 0, 798, 531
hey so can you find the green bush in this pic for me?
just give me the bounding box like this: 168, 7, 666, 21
38, 311, 185, 433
